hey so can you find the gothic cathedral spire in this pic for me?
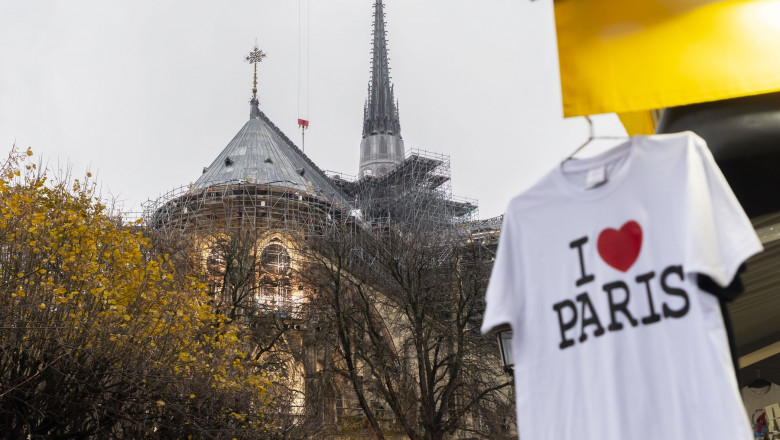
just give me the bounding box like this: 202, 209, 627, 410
359, 0, 405, 178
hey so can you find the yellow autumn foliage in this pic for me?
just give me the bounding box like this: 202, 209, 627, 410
0, 147, 274, 439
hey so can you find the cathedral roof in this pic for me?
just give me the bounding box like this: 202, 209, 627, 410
194, 102, 351, 208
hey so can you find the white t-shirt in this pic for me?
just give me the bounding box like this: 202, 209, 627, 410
742, 383, 780, 439
482, 132, 763, 440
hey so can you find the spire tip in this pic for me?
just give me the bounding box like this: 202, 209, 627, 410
246, 42, 267, 118
245, 43, 267, 101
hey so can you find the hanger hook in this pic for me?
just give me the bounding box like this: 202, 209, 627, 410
565, 116, 596, 160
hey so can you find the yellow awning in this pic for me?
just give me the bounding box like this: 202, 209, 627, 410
555, 0, 780, 117
617, 111, 657, 136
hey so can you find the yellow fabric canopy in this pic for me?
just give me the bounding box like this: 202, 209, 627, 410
617, 111, 657, 136
555, 0, 780, 117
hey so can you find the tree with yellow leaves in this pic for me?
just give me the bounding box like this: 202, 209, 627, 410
0, 147, 274, 439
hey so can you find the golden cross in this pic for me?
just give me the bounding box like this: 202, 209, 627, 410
245, 43, 267, 98
245, 45, 267, 64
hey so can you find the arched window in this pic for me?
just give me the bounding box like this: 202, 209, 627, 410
261, 242, 291, 276
206, 247, 225, 276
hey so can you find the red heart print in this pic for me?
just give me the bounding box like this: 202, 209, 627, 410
597, 221, 642, 272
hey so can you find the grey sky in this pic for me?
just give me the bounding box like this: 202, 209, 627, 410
0, 0, 626, 219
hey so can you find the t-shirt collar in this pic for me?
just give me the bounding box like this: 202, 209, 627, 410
553, 136, 637, 200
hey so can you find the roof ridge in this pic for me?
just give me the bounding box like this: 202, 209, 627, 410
256, 110, 351, 202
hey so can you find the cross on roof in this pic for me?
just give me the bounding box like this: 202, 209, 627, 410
245, 45, 267, 65
246, 43, 267, 100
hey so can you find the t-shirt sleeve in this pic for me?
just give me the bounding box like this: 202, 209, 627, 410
481, 206, 521, 334
683, 132, 763, 288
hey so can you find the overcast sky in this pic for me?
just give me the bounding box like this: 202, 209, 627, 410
0, 0, 626, 219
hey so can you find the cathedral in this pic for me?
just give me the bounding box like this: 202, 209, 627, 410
144, 0, 508, 437
147, 0, 485, 314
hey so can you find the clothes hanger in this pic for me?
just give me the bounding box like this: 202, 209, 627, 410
564, 116, 627, 161
748, 369, 771, 389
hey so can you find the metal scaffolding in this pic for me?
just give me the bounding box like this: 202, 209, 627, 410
143, 181, 346, 238
140, 179, 354, 323
329, 148, 478, 232
140, 145, 483, 320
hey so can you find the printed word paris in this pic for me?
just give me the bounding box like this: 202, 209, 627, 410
552, 229, 690, 350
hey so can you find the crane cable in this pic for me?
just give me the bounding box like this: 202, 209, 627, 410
297, 0, 310, 151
